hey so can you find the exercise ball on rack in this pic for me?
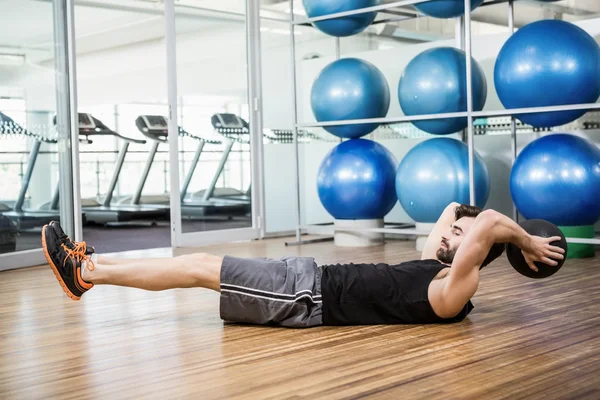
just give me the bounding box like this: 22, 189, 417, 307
311, 58, 390, 139
395, 138, 490, 223
398, 47, 487, 135
495, 20, 600, 128
510, 134, 600, 226
317, 139, 398, 220
414, 0, 485, 19
302, 0, 380, 37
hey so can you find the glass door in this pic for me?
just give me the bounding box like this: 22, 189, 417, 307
164, 0, 264, 247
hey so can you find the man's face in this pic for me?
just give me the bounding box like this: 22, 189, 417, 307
436, 217, 476, 265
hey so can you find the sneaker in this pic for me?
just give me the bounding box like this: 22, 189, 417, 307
49, 220, 95, 255
42, 223, 94, 301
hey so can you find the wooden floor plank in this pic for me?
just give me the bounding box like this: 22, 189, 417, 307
0, 237, 599, 399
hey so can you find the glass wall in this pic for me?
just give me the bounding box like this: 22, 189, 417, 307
0, 0, 74, 259
73, 2, 170, 253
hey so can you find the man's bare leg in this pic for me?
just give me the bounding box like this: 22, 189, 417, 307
82, 253, 223, 292
97, 255, 172, 265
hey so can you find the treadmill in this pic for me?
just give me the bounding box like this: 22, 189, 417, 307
74, 113, 169, 224
190, 113, 252, 203
0, 111, 62, 229
134, 115, 250, 217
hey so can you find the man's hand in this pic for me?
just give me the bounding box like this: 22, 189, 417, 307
521, 235, 566, 272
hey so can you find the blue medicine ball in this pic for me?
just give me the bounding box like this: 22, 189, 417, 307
311, 58, 390, 139
302, 0, 380, 37
318, 139, 398, 220
414, 0, 485, 19
395, 138, 490, 222
510, 134, 600, 226
398, 47, 487, 135
495, 20, 600, 128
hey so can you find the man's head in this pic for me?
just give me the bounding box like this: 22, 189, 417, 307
436, 204, 505, 269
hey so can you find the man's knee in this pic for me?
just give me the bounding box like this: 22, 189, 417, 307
178, 252, 209, 267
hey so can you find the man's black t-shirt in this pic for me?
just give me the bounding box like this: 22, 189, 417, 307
320, 259, 474, 326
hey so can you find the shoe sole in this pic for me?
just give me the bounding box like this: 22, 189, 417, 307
42, 225, 81, 301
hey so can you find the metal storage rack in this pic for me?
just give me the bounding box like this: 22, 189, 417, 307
286, 0, 600, 246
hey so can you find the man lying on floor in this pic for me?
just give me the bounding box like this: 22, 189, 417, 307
42, 203, 564, 328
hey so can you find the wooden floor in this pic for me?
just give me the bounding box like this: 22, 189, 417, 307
1, 237, 600, 399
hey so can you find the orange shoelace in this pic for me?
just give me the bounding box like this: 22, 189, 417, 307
61, 242, 96, 271
68, 237, 91, 254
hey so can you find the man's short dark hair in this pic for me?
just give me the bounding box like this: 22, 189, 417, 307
455, 204, 505, 269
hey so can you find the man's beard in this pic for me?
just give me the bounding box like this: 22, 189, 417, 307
436, 240, 457, 264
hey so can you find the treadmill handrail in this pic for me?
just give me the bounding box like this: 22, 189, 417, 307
135, 115, 222, 145
112, 132, 147, 145
138, 131, 167, 143
179, 127, 221, 145
75, 115, 147, 145
79, 130, 146, 144
217, 130, 250, 144
78, 129, 147, 145
0, 111, 57, 144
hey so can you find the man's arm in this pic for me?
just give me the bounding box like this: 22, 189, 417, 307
429, 210, 565, 318
421, 202, 460, 260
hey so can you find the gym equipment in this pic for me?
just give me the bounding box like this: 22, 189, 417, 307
134, 114, 250, 217
0, 111, 61, 229
414, 0, 485, 18
506, 219, 567, 279
510, 134, 600, 226
204, 113, 252, 201
398, 47, 487, 135
311, 58, 390, 139
74, 113, 169, 224
395, 138, 490, 223
495, 20, 600, 128
302, 0, 379, 37
559, 226, 595, 259
317, 139, 397, 220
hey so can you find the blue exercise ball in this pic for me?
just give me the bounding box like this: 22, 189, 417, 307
395, 138, 490, 223
398, 47, 487, 135
414, 0, 485, 18
495, 20, 600, 128
311, 58, 390, 139
318, 139, 398, 220
510, 134, 600, 226
302, 0, 380, 37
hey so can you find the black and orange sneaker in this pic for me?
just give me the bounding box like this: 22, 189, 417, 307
49, 220, 95, 256
42, 223, 94, 301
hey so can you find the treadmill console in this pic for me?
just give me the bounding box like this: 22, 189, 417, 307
75, 113, 117, 138
211, 113, 249, 143
141, 115, 168, 131
78, 113, 96, 131
212, 113, 246, 129
135, 115, 168, 141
